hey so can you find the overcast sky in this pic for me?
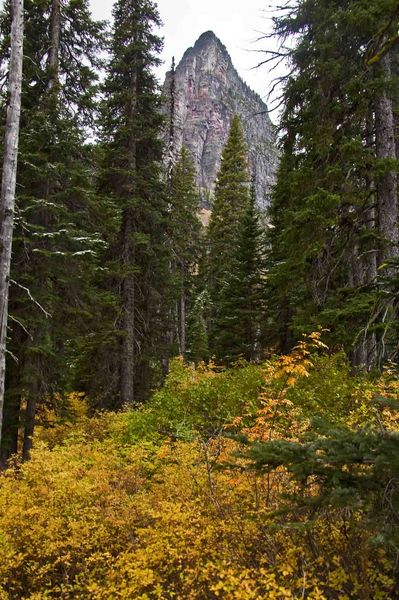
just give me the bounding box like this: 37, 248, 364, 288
90, 0, 284, 118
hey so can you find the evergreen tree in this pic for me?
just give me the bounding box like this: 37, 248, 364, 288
266, 0, 399, 368
0, 0, 106, 462
99, 0, 169, 405
226, 182, 265, 362
207, 116, 264, 363
186, 290, 210, 364
169, 147, 202, 357
210, 178, 265, 363
186, 231, 210, 365
207, 115, 250, 356
245, 396, 399, 557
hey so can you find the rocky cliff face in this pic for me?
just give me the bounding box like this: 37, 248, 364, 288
163, 31, 279, 210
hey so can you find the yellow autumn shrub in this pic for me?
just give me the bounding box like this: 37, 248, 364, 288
0, 338, 397, 598
0, 431, 395, 598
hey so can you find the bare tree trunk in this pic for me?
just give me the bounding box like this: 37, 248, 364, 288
180, 265, 186, 356
48, 0, 61, 90
21, 351, 41, 461
120, 70, 137, 406
363, 200, 378, 368
0, 0, 24, 451
393, 47, 399, 163
22, 391, 36, 462
375, 53, 398, 266
121, 210, 136, 405
374, 52, 398, 365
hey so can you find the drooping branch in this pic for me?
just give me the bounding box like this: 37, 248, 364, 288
366, 3, 399, 66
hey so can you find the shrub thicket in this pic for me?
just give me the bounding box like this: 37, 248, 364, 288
0, 338, 398, 598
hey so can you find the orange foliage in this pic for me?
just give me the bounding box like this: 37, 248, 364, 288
0, 335, 397, 598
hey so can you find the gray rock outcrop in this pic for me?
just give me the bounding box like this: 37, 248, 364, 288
163, 31, 279, 210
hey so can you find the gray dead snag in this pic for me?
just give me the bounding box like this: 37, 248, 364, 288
0, 0, 24, 450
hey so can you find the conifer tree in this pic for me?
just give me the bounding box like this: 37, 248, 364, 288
210, 174, 265, 363
266, 0, 399, 369
99, 0, 169, 405
186, 290, 210, 364
169, 147, 202, 357
207, 116, 248, 359
225, 182, 265, 362
0, 0, 105, 461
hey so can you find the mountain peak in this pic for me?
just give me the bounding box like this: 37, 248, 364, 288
194, 30, 220, 48
163, 33, 278, 209
184, 31, 229, 58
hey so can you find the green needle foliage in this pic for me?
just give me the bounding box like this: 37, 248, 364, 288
0, 0, 106, 462
213, 185, 265, 364
208, 115, 250, 287
169, 147, 203, 358
266, 0, 399, 368
207, 116, 265, 364
247, 407, 399, 554
98, 0, 170, 406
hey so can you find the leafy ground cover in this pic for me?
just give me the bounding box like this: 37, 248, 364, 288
0, 336, 398, 598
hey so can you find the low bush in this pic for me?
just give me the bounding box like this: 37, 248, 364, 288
0, 338, 397, 598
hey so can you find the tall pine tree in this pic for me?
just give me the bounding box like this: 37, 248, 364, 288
207, 116, 264, 363
169, 147, 202, 357
222, 181, 265, 363
266, 0, 399, 369
0, 0, 106, 462
99, 0, 169, 405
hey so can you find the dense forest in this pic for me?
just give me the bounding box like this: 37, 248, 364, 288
0, 0, 399, 597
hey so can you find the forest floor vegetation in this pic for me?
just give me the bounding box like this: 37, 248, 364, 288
0, 335, 398, 598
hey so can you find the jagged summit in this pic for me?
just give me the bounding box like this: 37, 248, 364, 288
179, 31, 226, 56
163, 32, 279, 209
194, 30, 218, 45
191, 30, 227, 53
179, 30, 231, 72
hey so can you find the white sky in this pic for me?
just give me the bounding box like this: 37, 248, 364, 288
90, 0, 284, 120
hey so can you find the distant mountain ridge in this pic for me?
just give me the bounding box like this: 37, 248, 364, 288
163, 31, 279, 210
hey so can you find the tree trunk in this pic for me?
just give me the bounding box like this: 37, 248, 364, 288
48, 0, 61, 90
21, 350, 41, 462
373, 51, 398, 365
363, 200, 378, 369
120, 209, 136, 405
390, 45, 399, 164
363, 109, 378, 286
120, 70, 137, 406
0, 0, 24, 451
348, 237, 368, 368
0, 334, 24, 466
22, 392, 36, 462
180, 265, 186, 356
375, 52, 398, 266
